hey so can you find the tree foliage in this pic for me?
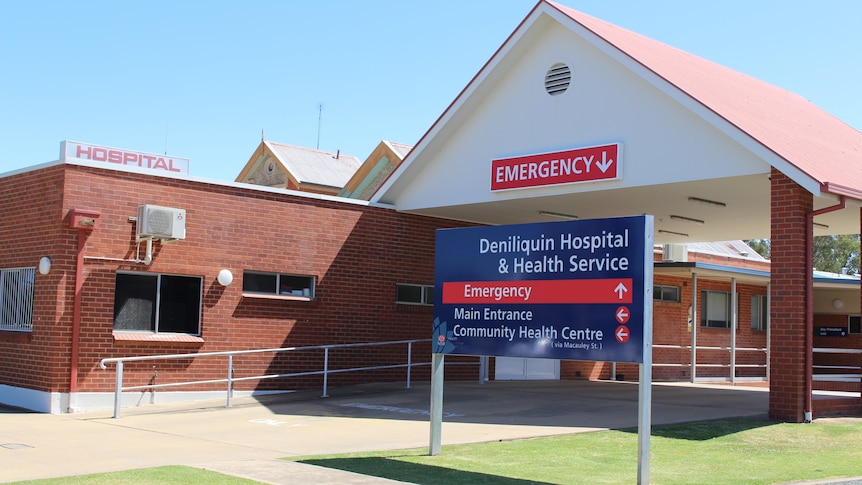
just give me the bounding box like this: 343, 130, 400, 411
744, 235, 860, 275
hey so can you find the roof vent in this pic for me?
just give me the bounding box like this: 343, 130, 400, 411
545, 63, 571, 96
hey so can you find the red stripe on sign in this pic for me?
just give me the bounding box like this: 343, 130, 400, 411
491, 144, 619, 191
442, 279, 633, 304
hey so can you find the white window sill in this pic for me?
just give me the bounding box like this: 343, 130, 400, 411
112, 332, 204, 343
242, 292, 314, 302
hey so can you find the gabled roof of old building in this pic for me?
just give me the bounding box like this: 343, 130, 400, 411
339, 140, 412, 200
236, 140, 361, 195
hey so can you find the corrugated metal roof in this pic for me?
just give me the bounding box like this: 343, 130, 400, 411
548, 0, 862, 199
687, 241, 768, 261
385, 141, 413, 160
265, 141, 361, 188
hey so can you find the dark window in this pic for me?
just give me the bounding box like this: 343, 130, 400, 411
0, 267, 35, 332
701, 290, 730, 328
751, 294, 768, 331
850, 316, 861, 334
653, 285, 680, 302
242, 271, 315, 298
114, 272, 201, 334
396, 284, 434, 305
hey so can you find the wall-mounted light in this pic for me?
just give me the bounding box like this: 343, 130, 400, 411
217, 269, 233, 286
687, 196, 726, 208
38, 257, 51, 275
670, 215, 705, 225
658, 229, 689, 238
538, 210, 578, 220
833, 298, 844, 309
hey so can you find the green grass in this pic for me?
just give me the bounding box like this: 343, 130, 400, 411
292, 418, 862, 485
8, 466, 259, 485
11, 418, 862, 484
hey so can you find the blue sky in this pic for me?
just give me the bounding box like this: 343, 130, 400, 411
1, 1, 860, 182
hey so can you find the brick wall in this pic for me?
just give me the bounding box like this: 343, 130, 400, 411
0, 164, 475, 397
0, 166, 68, 391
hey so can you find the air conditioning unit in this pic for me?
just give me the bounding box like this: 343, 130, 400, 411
137, 205, 186, 240
662, 243, 687, 262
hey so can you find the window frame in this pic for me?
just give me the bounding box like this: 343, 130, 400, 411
653, 284, 681, 302
700, 290, 731, 329
0, 267, 35, 332
113, 271, 202, 336
241, 271, 316, 300
751, 294, 768, 331
850, 315, 861, 334
396, 283, 434, 306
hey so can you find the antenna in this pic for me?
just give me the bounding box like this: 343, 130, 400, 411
164, 122, 168, 155
316, 103, 324, 149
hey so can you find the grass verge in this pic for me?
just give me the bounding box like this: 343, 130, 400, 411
7, 465, 259, 485
293, 418, 862, 484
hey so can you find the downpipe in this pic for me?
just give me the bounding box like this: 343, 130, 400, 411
805, 196, 846, 423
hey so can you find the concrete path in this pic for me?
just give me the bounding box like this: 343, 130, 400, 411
0, 380, 776, 483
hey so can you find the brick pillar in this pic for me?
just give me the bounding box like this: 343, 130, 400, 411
769, 168, 812, 422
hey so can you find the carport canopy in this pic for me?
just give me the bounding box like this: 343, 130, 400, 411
371, 0, 862, 242
370, 0, 862, 423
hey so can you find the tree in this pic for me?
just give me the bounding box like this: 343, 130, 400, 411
813, 234, 859, 275
744, 235, 860, 275
745, 239, 770, 259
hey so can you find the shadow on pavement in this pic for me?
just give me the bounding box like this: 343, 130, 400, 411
298, 456, 555, 485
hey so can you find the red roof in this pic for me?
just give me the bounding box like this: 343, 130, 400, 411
547, 0, 862, 199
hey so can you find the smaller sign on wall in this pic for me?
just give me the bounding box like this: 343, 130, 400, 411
817, 326, 848, 337
491, 143, 621, 191
60, 141, 190, 175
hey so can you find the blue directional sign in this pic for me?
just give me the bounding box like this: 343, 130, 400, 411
433, 215, 652, 363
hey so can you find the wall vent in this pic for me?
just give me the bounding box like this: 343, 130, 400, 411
545, 63, 571, 96
137, 205, 186, 240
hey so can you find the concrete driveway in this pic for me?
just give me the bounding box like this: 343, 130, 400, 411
0, 380, 768, 483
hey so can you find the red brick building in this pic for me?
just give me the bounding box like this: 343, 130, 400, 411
2, 1, 862, 423
0, 160, 475, 413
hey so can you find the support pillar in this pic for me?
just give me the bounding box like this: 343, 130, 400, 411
769, 169, 812, 422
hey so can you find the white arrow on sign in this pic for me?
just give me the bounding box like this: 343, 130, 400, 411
615, 326, 629, 342
596, 151, 614, 173
614, 282, 629, 299
616, 307, 629, 322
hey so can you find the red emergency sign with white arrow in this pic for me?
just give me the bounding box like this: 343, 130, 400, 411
490, 143, 621, 191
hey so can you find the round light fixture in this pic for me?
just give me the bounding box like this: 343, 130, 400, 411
38, 257, 51, 275
217, 269, 233, 286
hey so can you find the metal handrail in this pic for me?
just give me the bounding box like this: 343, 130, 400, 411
100, 339, 434, 418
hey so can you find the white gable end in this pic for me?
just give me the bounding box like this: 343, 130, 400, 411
378, 12, 770, 213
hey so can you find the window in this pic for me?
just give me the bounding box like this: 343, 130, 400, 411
850, 316, 861, 334
396, 283, 434, 306
751, 294, 768, 331
114, 272, 201, 335
654, 285, 680, 302
701, 290, 730, 328
242, 271, 315, 298
0, 267, 35, 332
